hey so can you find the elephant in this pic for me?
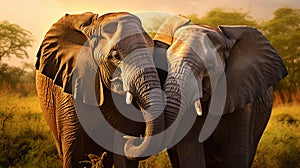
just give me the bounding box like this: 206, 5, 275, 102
35, 12, 165, 168
153, 15, 288, 167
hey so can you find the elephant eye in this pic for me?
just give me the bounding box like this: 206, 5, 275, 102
108, 50, 122, 64
112, 50, 121, 60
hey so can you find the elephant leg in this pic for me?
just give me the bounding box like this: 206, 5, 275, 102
172, 116, 206, 168
207, 87, 273, 168
59, 109, 114, 167
113, 154, 138, 168
59, 96, 115, 168
36, 72, 114, 168
176, 140, 206, 168
55, 90, 114, 167
167, 147, 180, 168
112, 132, 139, 168
212, 104, 252, 168
220, 88, 273, 168
204, 135, 223, 168
36, 71, 63, 160
215, 97, 269, 168
248, 87, 273, 163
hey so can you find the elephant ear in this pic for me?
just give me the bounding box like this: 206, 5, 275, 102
220, 26, 288, 114
36, 12, 104, 106
153, 14, 191, 45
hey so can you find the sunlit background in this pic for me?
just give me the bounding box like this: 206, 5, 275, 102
1, 0, 300, 65
0, 1, 299, 167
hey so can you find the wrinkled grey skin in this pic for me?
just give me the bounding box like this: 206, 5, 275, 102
154, 21, 287, 167
36, 12, 164, 168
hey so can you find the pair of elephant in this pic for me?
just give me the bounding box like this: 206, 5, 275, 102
35, 12, 287, 168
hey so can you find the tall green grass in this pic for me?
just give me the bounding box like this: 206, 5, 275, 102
252, 103, 300, 168
0, 96, 61, 167
0, 94, 299, 167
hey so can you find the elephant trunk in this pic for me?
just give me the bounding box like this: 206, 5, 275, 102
121, 48, 165, 160
162, 65, 202, 148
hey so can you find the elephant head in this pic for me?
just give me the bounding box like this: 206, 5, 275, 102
36, 12, 164, 159
153, 15, 287, 147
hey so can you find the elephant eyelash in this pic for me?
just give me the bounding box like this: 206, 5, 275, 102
108, 50, 122, 62
113, 52, 121, 60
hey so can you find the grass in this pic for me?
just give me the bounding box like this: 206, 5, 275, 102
79, 152, 108, 168
0, 95, 61, 167
252, 103, 300, 168
0, 93, 299, 167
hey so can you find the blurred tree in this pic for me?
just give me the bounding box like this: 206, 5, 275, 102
0, 21, 33, 61
0, 21, 34, 95
22, 62, 36, 83
188, 8, 257, 26
0, 63, 25, 88
261, 7, 300, 92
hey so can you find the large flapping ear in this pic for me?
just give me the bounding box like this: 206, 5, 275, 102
35, 12, 104, 106
153, 14, 191, 45
220, 26, 288, 114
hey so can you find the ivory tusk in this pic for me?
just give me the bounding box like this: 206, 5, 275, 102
126, 92, 133, 104
194, 99, 202, 116
123, 135, 136, 140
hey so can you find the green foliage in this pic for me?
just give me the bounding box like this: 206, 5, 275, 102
188, 8, 257, 26
260, 7, 300, 92
0, 63, 25, 87
0, 62, 36, 96
0, 21, 33, 61
0, 21, 35, 96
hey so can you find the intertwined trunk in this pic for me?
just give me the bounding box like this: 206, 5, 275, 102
121, 48, 165, 159
162, 64, 201, 148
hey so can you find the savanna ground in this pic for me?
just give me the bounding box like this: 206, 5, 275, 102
0, 88, 299, 168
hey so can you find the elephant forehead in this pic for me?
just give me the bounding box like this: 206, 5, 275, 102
170, 26, 215, 58
98, 12, 137, 25
82, 13, 143, 39
173, 25, 208, 39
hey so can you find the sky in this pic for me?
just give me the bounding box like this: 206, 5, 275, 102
1, 0, 300, 65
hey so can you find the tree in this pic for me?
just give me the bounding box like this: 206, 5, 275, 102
188, 8, 257, 27
261, 7, 300, 91
0, 63, 25, 87
0, 21, 33, 61
0, 21, 34, 95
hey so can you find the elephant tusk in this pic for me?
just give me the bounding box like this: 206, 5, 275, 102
126, 92, 133, 104
123, 135, 136, 140
194, 99, 202, 116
